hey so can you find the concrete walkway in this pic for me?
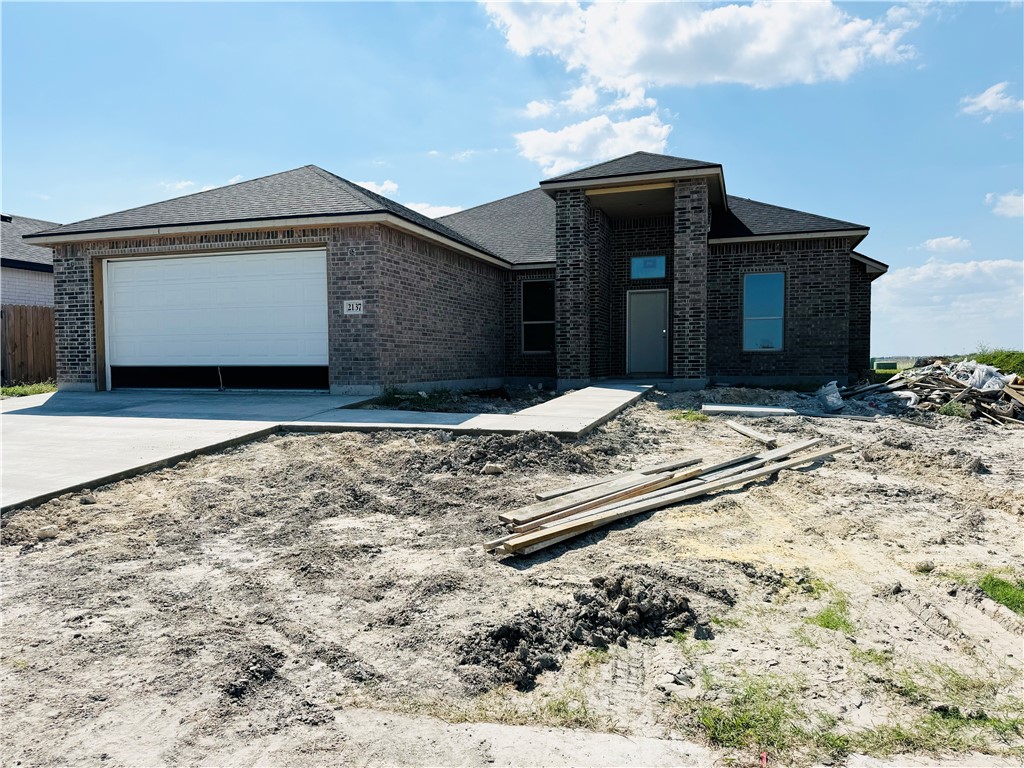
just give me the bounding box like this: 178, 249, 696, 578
1, 384, 649, 512
289, 383, 649, 437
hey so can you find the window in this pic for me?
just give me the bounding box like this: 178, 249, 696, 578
743, 272, 784, 351
630, 255, 666, 280
522, 280, 555, 353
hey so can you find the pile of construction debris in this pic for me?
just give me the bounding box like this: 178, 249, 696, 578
484, 435, 850, 557
842, 360, 1024, 427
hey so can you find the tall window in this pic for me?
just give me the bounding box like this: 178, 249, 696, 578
743, 272, 784, 351
522, 280, 555, 353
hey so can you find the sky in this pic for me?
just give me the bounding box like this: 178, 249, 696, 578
2, 1, 1022, 357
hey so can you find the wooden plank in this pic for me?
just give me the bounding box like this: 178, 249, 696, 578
495, 440, 824, 549
513, 465, 708, 533
534, 457, 701, 501
500, 444, 854, 555
724, 420, 777, 447
500, 469, 675, 525
1001, 385, 1024, 408
702, 404, 799, 416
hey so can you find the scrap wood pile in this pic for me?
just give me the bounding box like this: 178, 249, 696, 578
484, 433, 851, 557
842, 359, 1024, 427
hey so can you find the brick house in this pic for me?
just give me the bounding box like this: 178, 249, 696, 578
2, 213, 59, 307
25, 152, 886, 394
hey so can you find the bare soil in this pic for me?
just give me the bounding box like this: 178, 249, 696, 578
2, 388, 1022, 767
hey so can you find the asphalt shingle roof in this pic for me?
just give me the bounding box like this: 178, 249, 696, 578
541, 151, 720, 184
1, 213, 60, 266
24, 166, 498, 259
711, 196, 868, 238
438, 189, 555, 266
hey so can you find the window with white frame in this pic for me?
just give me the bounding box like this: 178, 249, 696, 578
522, 280, 555, 353
743, 272, 784, 351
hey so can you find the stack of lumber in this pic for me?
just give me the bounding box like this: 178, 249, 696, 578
484, 438, 851, 557
843, 367, 1024, 427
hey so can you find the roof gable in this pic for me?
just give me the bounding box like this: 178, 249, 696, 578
1, 213, 60, 266
541, 151, 720, 184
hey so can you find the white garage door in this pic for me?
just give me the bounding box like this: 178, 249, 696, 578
106, 249, 328, 367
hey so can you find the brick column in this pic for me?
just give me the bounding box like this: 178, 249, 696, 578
673, 179, 709, 384
54, 243, 98, 391
554, 189, 591, 389
327, 225, 382, 395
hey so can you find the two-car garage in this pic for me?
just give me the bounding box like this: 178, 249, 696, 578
104, 248, 329, 390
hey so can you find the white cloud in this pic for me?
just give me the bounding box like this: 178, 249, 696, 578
960, 82, 1024, 123
160, 180, 195, 191
485, 1, 921, 92
227, 174, 244, 184
427, 149, 440, 156
564, 84, 598, 112
873, 258, 1024, 355
404, 202, 464, 218
515, 112, 672, 176
920, 236, 971, 252
986, 191, 1024, 218
355, 179, 399, 195
525, 100, 555, 118
608, 87, 656, 112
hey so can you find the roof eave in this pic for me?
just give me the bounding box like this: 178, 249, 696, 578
1, 258, 54, 273
540, 166, 723, 192
851, 250, 888, 277
709, 228, 869, 245
23, 212, 510, 269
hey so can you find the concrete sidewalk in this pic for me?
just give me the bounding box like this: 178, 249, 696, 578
288, 383, 649, 437
1, 391, 365, 511
1, 384, 650, 512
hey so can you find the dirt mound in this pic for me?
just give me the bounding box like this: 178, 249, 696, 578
223, 644, 286, 699
457, 568, 696, 692
427, 430, 601, 474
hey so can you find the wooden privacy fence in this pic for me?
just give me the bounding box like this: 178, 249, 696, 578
1, 304, 56, 385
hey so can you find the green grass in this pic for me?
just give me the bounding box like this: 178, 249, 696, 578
579, 647, 611, 669
938, 401, 970, 418
970, 348, 1024, 377
979, 573, 1024, 616
670, 409, 709, 423
850, 710, 1021, 757
1, 380, 56, 397
806, 594, 855, 634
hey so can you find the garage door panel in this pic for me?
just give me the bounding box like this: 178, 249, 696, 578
106, 250, 328, 367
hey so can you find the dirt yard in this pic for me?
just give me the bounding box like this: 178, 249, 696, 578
2, 388, 1022, 767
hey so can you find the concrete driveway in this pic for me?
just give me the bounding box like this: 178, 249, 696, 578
1, 390, 365, 511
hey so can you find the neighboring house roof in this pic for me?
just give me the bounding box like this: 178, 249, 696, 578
1, 213, 60, 272
439, 189, 554, 266
710, 196, 868, 239
851, 251, 889, 277
541, 151, 721, 184
23, 166, 501, 262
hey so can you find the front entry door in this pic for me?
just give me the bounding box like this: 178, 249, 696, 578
627, 290, 668, 374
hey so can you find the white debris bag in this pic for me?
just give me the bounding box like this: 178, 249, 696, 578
816, 381, 844, 412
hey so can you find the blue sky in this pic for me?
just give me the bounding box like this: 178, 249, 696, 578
3, 1, 1022, 356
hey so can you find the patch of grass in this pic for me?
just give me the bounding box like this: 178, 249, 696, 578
672, 630, 712, 658
670, 409, 709, 423
792, 627, 819, 649
674, 674, 848, 764
1, 380, 56, 397
979, 573, 1024, 616
710, 615, 743, 628
579, 647, 610, 669
850, 647, 893, 666
938, 401, 970, 418
806, 594, 854, 634
970, 348, 1024, 377
850, 710, 1022, 757
395, 686, 606, 731
537, 688, 600, 729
